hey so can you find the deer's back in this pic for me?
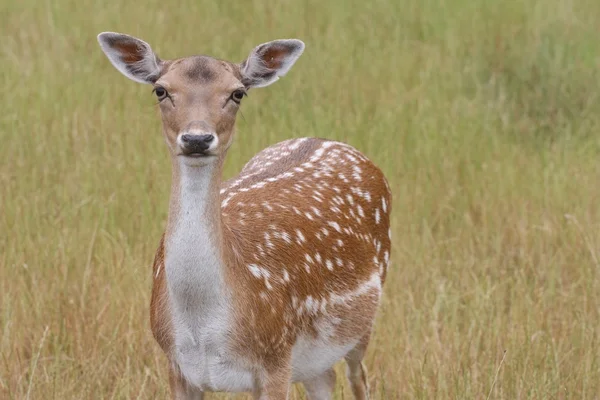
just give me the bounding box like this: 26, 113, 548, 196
221, 137, 392, 283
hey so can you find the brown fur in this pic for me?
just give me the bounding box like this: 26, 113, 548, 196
221, 139, 391, 365
150, 234, 173, 354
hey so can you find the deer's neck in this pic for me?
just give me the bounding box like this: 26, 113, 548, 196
165, 156, 228, 317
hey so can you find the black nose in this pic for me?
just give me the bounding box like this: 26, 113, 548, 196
181, 134, 214, 152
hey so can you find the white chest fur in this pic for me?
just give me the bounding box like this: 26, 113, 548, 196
165, 162, 254, 392
165, 167, 221, 308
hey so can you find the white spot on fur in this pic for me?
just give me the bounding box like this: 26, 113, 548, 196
248, 264, 261, 278
328, 221, 341, 232
296, 229, 306, 244
248, 264, 273, 289
326, 259, 334, 271
357, 204, 365, 218
329, 273, 381, 305
264, 232, 274, 249
281, 231, 292, 244
304, 296, 316, 315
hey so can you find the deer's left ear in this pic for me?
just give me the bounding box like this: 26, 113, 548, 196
240, 39, 305, 89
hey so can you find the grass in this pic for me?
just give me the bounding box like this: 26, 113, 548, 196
2, 0, 600, 398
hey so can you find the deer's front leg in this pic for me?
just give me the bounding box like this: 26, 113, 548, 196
253, 362, 292, 400
169, 364, 204, 400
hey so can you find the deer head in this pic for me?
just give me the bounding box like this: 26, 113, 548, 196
97, 32, 304, 166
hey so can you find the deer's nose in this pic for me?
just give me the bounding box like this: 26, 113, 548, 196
181, 134, 214, 152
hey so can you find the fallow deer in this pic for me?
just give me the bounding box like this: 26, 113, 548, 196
97, 32, 392, 400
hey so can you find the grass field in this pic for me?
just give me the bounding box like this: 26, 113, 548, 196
2, 0, 600, 398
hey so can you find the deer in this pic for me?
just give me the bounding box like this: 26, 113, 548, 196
97, 31, 392, 400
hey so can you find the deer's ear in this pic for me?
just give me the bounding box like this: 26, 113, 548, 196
240, 39, 305, 89
97, 32, 163, 84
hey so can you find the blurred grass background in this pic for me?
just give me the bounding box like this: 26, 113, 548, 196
2, 0, 600, 398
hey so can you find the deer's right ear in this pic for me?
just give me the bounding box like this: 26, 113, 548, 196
97, 32, 163, 84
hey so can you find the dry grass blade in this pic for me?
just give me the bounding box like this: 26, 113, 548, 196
486, 350, 507, 400
26, 326, 49, 400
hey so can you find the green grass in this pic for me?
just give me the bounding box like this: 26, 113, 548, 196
2, 0, 600, 398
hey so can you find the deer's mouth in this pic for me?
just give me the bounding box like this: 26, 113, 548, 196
178, 150, 217, 160
182, 152, 208, 158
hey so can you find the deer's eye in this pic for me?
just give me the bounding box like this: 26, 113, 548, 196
231, 89, 246, 104
153, 86, 168, 101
